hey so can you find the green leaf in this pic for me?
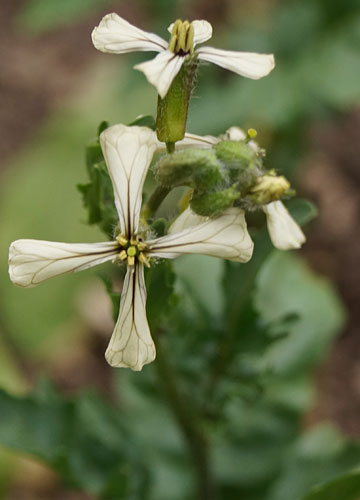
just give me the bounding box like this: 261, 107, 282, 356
77, 137, 118, 238
299, 468, 360, 500
287, 198, 318, 226
0, 383, 150, 498
254, 252, 346, 374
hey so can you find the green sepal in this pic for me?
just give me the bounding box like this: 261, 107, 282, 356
156, 57, 198, 143
97, 120, 109, 137
153, 149, 223, 191
190, 187, 239, 216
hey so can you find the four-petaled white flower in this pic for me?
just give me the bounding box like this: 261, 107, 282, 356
8, 125, 254, 371
91, 14, 275, 98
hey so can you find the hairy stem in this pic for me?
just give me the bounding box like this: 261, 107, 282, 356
141, 185, 170, 220
153, 330, 216, 500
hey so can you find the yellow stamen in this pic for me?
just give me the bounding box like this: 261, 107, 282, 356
116, 234, 128, 247
119, 250, 127, 261
138, 253, 151, 268
127, 255, 135, 267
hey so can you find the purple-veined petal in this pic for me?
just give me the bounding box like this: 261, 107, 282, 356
134, 50, 184, 99
8, 239, 118, 288
105, 263, 155, 370
147, 208, 253, 262
263, 201, 306, 250
100, 124, 158, 237
92, 13, 167, 54
197, 46, 275, 79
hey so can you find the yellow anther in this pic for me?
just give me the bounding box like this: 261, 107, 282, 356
247, 128, 258, 139
168, 19, 182, 52
127, 255, 135, 267
119, 250, 127, 261
137, 241, 147, 252
138, 252, 151, 268
176, 22, 188, 52
186, 23, 194, 54
168, 19, 194, 54
116, 234, 128, 247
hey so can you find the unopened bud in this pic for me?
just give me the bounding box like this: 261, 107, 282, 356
250, 175, 291, 204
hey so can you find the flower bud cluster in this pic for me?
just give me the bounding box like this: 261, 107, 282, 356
153, 134, 293, 217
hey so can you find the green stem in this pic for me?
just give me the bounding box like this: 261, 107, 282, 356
141, 185, 170, 221
153, 329, 216, 500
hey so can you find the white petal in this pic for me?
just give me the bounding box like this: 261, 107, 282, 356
147, 208, 253, 262
92, 13, 167, 54
156, 132, 218, 153
224, 126, 246, 141
8, 239, 118, 288
100, 124, 158, 237
168, 207, 206, 234
192, 20, 213, 45
134, 50, 184, 99
105, 263, 155, 370
197, 46, 275, 79
263, 201, 306, 250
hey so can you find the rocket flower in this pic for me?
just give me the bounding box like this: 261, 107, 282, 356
9, 125, 254, 371
92, 14, 275, 99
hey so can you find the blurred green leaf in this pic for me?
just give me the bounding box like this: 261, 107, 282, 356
298, 468, 360, 500
255, 252, 346, 375
268, 425, 360, 500
0, 383, 150, 499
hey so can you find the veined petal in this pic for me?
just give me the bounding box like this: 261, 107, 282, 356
197, 46, 275, 79
167, 20, 212, 45
105, 263, 155, 370
263, 201, 306, 250
134, 50, 184, 99
9, 239, 118, 288
156, 132, 218, 153
100, 124, 158, 237
92, 13, 167, 54
147, 208, 253, 262
168, 207, 206, 234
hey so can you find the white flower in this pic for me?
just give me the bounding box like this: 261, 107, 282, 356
263, 200, 306, 250
92, 14, 275, 98
9, 125, 254, 371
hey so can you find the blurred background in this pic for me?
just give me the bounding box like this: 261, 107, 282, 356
0, 0, 360, 498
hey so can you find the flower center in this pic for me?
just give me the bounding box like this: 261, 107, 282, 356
168, 19, 194, 56
115, 234, 150, 268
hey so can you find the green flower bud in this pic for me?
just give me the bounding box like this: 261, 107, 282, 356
190, 187, 239, 216
153, 149, 223, 191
